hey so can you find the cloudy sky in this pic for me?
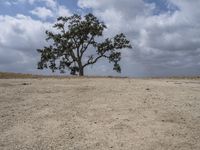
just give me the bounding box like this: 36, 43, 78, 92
0, 0, 200, 77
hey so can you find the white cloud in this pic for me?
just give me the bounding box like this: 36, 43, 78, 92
3, 0, 57, 10
1, 0, 200, 76
0, 14, 53, 73
58, 5, 71, 17
29, 1, 71, 19
43, 0, 57, 9
31, 0, 57, 9
76, 0, 200, 76
0, 0, 72, 74
30, 7, 53, 20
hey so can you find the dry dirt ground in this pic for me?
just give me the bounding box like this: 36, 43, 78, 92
0, 78, 200, 150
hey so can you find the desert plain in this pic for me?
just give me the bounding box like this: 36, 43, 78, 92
0, 77, 200, 150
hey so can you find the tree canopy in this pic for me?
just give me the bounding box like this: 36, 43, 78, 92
37, 13, 132, 76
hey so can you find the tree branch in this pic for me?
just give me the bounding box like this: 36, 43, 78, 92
70, 37, 79, 58
80, 35, 94, 58
83, 54, 108, 68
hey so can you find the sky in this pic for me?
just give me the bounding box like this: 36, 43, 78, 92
0, 0, 200, 77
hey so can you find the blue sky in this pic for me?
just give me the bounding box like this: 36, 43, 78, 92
0, 0, 175, 17
145, 0, 179, 14
0, 0, 78, 20
0, 0, 200, 77
0, 0, 82, 19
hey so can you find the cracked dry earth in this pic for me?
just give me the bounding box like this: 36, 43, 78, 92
0, 78, 200, 150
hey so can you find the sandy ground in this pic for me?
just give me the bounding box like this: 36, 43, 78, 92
0, 78, 200, 150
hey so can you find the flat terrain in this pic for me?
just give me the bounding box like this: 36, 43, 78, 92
0, 78, 200, 150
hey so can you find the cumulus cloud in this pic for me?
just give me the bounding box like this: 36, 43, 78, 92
0, 0, 200, 76
0, 0, 74, 74
30, 1, 71, 20
8, 0, 57, 9
77, 0, 200, 76
39, 0, 57, 9
30, 7, 53, 20
58, 5, 71, 17
0, 14, 52, 74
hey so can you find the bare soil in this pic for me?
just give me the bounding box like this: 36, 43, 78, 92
0, 78, 200, 150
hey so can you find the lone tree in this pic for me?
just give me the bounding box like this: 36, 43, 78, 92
37, 13, 132, 76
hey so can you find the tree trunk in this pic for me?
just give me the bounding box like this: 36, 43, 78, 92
77, 59, 84, 76
79, 67, 84, 76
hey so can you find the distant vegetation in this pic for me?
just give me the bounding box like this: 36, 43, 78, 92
0, 72, 125, 79
0, 72, 199, 79
0, 72, 44, 79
